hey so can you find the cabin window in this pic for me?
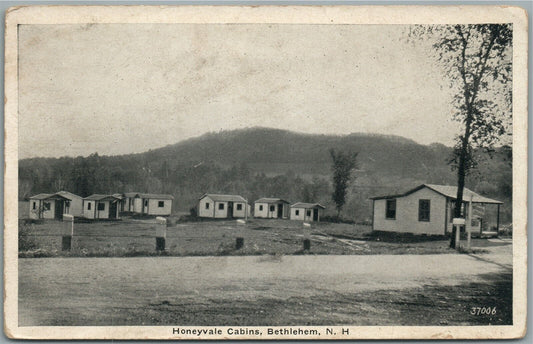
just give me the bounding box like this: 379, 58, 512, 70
205, 202, 210, 209
386, 199, 396, 219
158, 201, 164, 208
218, 203, 224, 210
32, 202, 36, 210
144, 200, 148, 207
236, 204, 242, 211
43, 202, 51, 211
87, 203, 91, 210
306, 210, 311, 217
295, 210, 300, 216
259, 205, 263, 211
98, 203, 105, 211
270, 205, 275, 212
419, 199, 430, 222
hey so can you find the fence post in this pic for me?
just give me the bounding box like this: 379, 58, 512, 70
155, 217, 167, 251
452, 218, 465, 250
303, 222, 311, 251
62, 214, 74, 251
236, 237, 244, 249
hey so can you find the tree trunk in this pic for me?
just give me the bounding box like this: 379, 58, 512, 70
451, 108, 472, 248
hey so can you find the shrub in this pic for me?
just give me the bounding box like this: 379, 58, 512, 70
18, 225, 38, 252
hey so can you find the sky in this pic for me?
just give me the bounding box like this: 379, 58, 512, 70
18, 23, 460, 159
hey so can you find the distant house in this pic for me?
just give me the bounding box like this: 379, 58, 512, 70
56, 191, 84, 217
134, 193, 174, 216
290, 203, 325, 222
198, 194, 249, 218
83, 194, 122, 219
370, 184, 503, 236
122, 192, 139, 213
29, 193, 71, 220
254, 198, 290, 219
112, 193, 125, 212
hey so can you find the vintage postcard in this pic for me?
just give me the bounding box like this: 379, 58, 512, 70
3, 5, 528, 340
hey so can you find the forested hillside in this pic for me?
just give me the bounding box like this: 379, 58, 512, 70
19, 127, 512, 222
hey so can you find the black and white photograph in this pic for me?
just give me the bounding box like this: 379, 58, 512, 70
3, 5, 528, 340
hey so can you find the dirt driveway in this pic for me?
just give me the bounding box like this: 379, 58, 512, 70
19, 242, 512, 326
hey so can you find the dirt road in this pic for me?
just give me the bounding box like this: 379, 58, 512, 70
19, 242, 512, 326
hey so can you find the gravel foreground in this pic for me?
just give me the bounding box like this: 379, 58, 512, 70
19, 247, 512, 326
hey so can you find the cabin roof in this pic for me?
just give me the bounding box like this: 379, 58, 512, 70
83, 194, 120, 201
122, 192, 174, 200
200, 193, 247, 202
123, 192, 139, 198
255, 197, 290, 204
291, 202, 326, 209
370, 184, 503, 204
29, 193, 69, 200
137, 193, 174, 200
55, 191, 82, 200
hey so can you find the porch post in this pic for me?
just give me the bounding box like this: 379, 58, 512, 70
497, 204, 500, 232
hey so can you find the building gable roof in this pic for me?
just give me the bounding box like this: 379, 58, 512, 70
291, 202, 326, 209
123, 192, 139, 198
137, 193, 174, 200
29, 193, 70, 201
255, 197, 290, 204
370, 184, 503, 204
55, 191, 82, 200
83, 194, 120, 201
200, 193, 247, 203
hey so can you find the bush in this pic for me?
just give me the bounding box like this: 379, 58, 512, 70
19, 225, 38, 252
499, 224, 512, 237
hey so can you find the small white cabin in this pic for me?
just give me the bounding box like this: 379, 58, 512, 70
135, 193, 174, 216
29, 193, 70, 220
290, 203, 325, 222
370, 184, 503, 235
254, 198, 290, 219
198, 193, 250, 219
82, 194, 121, 219
56, 191, 84, 217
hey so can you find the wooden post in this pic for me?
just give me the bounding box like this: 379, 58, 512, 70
62, 214, 74, 251
155, 217, 167, 251
497, 204, 501, 233
452, 218, 465, 251
303, 222, 311, 251
466, 195, 473, 250
236, 237, 244, 249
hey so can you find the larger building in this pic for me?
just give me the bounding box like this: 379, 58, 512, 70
370, 184, 503, 235
198, 193, 249, 219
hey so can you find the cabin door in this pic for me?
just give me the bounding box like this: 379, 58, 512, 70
277, 204, 283, 218
313, 209, 319, 221
54, 200, 64, 220
227, 202, 234, 218
109, 201, 117, 219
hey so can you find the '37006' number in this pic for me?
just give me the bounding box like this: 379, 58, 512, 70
470, 307, 497, 315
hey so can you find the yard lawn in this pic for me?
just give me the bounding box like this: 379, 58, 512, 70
20, 218, 503, 257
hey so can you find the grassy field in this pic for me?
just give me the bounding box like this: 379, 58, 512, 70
18, 217, 504, 258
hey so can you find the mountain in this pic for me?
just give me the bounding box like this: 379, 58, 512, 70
132, 127, 454, 180
19, 127, 512, 222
